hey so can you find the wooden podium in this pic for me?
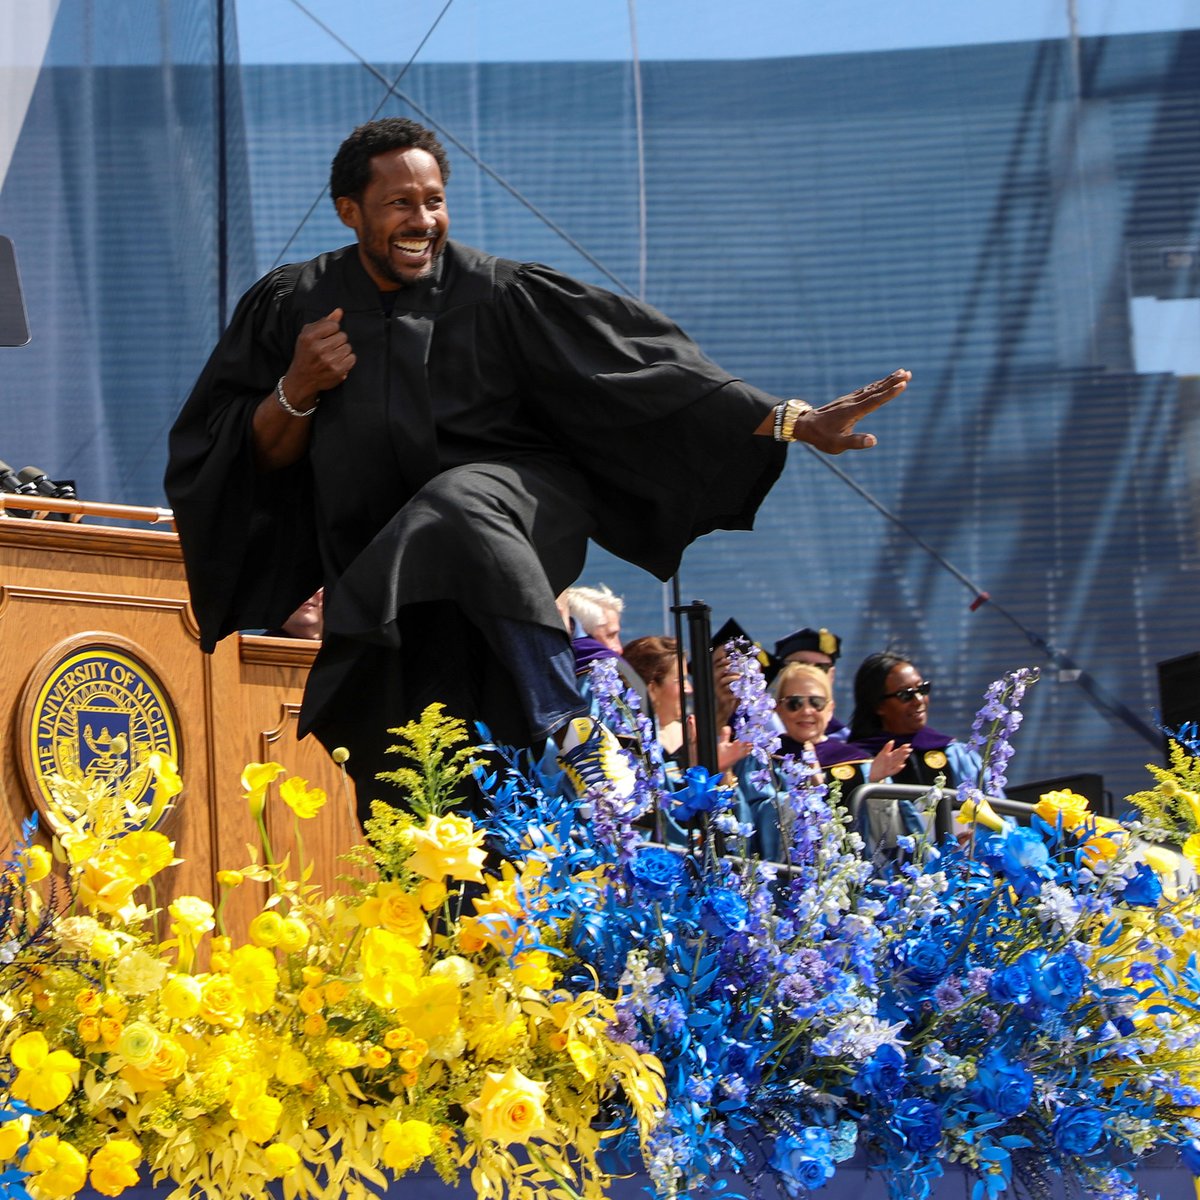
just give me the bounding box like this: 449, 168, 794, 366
0, 495, 361, 931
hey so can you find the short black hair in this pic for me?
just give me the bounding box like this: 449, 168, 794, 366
329, 118, 451, 203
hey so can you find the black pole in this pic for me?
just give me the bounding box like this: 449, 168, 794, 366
675, 601, 717, 772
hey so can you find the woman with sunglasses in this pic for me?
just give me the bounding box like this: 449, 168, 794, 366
848, 652, 984, 793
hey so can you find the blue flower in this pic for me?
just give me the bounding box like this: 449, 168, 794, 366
973, 1050, 1034, 1118
852, 1044, 907, 1099
1181, 1140, 1200, 1176
628, 845, 687, 895
988, 962, 1033, 1006
769, 1128, 835, 1194
701, 887, 749, 934
892, 1097, 942, 1152
1026, 950, 1085, 1013
668, 766, 728, 822
1120, 862, 1163, 907
1052, 1105, 1105, 1155
982, 825, 1052, 896
895, 938, 950, 991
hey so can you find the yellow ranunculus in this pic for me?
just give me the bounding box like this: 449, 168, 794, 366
473, 1066, 550, 1146
381, 1118, 435, 1172
277, 916, 311, 954
18, 844, 51, 883
25, 1135, 88, 1199
115, 1021, 161, 1068
10, 1032, 80, 1111
0, 1120, 27, 1161
228, 945, 279, 1014
168, 895, 215, 938
274, 1045, 312, 1087
405, 813, 487, 883
248, 909, 285, 948
198, 974, 245, 1028
263, 1143, 300, 1178
113, 830, 174, 885
88, 1138, 141, 1197
279, 775, 327, 819
160, 973, 203, 1020
241, 761, 285, 818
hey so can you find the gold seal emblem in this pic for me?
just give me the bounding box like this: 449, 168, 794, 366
26, 646, 180, 814
924, 750, 948, 770
817, 628, 838, 657
830, 763, 858, 782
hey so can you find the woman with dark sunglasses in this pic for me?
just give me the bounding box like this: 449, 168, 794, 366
848, 652, 984, 793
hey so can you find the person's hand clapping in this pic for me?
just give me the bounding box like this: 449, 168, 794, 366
868, 738, 913, 783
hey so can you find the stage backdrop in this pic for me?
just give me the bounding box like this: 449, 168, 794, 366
1, 2, 1199, 802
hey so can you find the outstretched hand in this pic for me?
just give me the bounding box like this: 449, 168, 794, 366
868, 738, 913, 784
796, 368, 911, 455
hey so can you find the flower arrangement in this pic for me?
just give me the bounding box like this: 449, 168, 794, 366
3, 655, 1200, 1200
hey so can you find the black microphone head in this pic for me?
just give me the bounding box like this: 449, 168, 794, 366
18, 466, 73, 499
0, 459, 37, 493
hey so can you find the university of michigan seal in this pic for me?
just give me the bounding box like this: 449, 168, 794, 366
27, 646, 179, 807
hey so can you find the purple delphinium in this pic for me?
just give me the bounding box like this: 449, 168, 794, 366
961, 667, 1039, 799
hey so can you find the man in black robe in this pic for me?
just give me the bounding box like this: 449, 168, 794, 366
165, 117, 909, 815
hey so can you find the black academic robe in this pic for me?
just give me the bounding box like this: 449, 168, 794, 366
165, 241, 785, 758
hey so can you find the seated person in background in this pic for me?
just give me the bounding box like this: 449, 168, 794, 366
563, 583, 624, 653
772, 626, 848, 740
847, 651, 986, 791
264, 588, 325, 640
771, 662, 910, 857
623, 635, 691, 756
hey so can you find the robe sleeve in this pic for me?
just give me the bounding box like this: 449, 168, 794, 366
164, 268, 321, 651
493, 262, 787, 580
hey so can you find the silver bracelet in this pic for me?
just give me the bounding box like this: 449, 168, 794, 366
275, 376, 318, 418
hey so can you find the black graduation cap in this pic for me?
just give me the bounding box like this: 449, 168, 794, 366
710, 618, 776, 676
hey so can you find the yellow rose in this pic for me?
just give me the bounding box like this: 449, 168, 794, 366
160, 973, 203, 1020
417, 879, 447, 911
77, 1016, 101, 1043
364, 1045, 391, 1069
25, 1135, 88, 1199
325, 979, 349, 1005
18, 844, 51, 883
121, 1037, 188, 1092
248, 910, 285, 948
375, 886, 431, 946
263, 1143, 300, 1178
473, 1066, 550, 1145
297, 985, 324, 1015
88, 1138, 141, 1197
10, 1032, 79, 1111
241, 761, 285, 819
381, 1118, 435, 1172
198, 974, 245, 1028
405, 814, 487, 883
274, 1045, 312, 1087
279, 775, 327, 819
0, 1120, 28, 1161
75, 987, 102, 1015
302, 1013, 327, 1037
1034, 789, 1091, 830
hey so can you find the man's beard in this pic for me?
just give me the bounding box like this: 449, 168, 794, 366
365, 240, 444, 289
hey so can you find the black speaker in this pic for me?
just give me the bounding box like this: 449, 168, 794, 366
1158, 652, 1200, 751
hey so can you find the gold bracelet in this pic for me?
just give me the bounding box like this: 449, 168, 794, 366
779, 398, 814, 442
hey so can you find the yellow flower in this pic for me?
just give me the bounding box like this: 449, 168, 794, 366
88, 1139, 141, 1197
513, 950, 557, 991
111, 948, 167, 996
278, 916, 311, 954
169, 895, 215, 938
297, 984, 324, 1014
279, 775, 327, 819
18, 844, 51, 883
393, 975, 461, 1043
1185, 833, 1200, 871
359, 883, 431, 946
365, 1045, 391, 1069
302, 1012, 327, 1037
75, 858, 138, 915
241, 761, 285, 819
113, 830, 174, 885
263, 1143, 300, 1178
0, 1120, 28, 1161
405, 813, 487, 883
248, 910, 285, 948
324, 1038, 361, 1068
381, 1118, 435, 1172
216, 869, 244, 888
567, 1038, 599, 1082
160, 973, 203, 1020
91, 929, 120, 960
231, 1089, 282, 1144
75, 987, 102, 1015
958, 796, 1008, 833
301, 965, 325, 986
115, 1021, 161, 1068
325, 979, 349, 1004
274, 1045, 312, 1086
472, 1066, 550, 1145
359, 928, 423, 1009
77, 1016, 101, 1043
417, 879, 447, 911
229, 945, 279, 1014
1035, 789, 1091, 830
25, 1135, 88, 1199
120, 1037, 188, 1092
198, 974, 245, 1028
100, 1018, 124, 1048
10, 1032, 79, 1111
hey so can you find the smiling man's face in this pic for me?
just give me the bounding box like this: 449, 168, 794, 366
335, 147, 449, 289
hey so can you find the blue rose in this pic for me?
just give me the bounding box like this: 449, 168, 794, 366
701, 887, 749, 934
1120, 862, 1163, 907
852, 1044, 907, 1099
668, 766, 728, 822
988, 962, 1032, 1006
1052, 1105, 1105, 1156
892, 1097, 942, 1152
973, 1050, 1034, 1119
1026, 950, 1085, 1013
896, 938, 950, 990
628, 845, 687, 895
770, 1128, 835, 1195
997, 826, 1053, 896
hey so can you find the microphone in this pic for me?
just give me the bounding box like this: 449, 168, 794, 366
17, 466, 77, 501
0, 459, 37, 495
